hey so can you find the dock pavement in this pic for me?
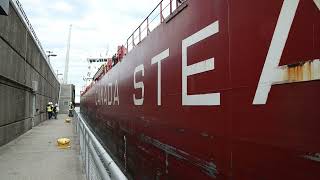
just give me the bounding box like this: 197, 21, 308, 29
0, 114, 85, 180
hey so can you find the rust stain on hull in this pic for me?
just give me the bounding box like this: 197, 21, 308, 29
278, 59, 320, 84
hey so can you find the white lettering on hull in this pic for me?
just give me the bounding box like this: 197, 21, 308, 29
133, 64, 145, 105
151, 48, 170, 106
108, 83, 113, 105
92, 1, 319, 107
253, 0, 320, 105
95, 81, 120, 106
182, 21, 220, 106
114, 80, 120, 105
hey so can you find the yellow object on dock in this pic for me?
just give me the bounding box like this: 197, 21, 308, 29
65, 118, 71, 123
57, 138, 71, 149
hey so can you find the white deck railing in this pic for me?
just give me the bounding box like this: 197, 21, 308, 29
126, 0, 186, 52
74, 110, 127, 180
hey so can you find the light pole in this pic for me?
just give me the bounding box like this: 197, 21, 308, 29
46, 51, 57, 64
56, 72, 63, 105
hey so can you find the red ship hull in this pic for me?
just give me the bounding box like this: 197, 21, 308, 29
81, 0, 320, 179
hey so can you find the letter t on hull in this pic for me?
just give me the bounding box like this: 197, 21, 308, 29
151, 49, 170, 106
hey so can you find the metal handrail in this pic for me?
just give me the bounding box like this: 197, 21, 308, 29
126, 0, 184, 52
81, 0, 186, 97
75, 110, 128, 180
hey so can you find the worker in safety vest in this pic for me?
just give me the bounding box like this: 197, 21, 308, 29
53, 103, 59, 119
47, 102, 53, 119
68, 102, 74, 117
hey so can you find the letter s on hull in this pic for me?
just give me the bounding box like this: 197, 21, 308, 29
182, 21, 220, 106
133, 64, 144, 105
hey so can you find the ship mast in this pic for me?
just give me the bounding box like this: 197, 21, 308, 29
63, 24, 72, 84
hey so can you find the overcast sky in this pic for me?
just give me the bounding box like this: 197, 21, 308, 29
21, 0, 159, 102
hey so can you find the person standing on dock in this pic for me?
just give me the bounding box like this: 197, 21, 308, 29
53, 103, 59, 119
47, 102, 53, 119
68, 102, 74, 117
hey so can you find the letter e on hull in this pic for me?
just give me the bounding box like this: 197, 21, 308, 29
182, 21, 220, 106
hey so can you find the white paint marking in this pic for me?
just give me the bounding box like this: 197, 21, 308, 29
108, 83, 113, 105
182, 21, 220, 106
151, 48, 170, 106
253, 0, 300, 105
276, 59, 320, 84
113, 80, 120, 105
303, 153, 320, 162
133, 64, 144, 106
186, 58, 215, 76
103, 86, 107, 105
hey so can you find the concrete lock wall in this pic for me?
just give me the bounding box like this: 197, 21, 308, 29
59, 84, 75, 114
0, 2, 60, 146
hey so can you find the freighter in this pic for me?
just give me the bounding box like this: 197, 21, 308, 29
80, 0, 320, 179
